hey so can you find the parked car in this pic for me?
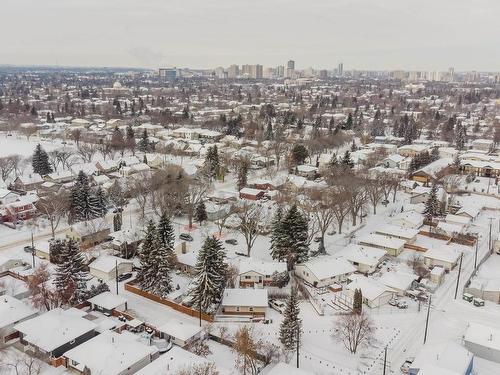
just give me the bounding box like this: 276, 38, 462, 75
269, 299, 286, 314
397, 301, 408, 309
179, 233, 193, 242
225, 239, 238, 245
400, 357, 414, 373
389, 298, 399, 306
117, 273, 132, 282
23, 246, 34, 253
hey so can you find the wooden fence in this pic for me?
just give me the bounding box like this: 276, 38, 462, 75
124, 281, 213, 322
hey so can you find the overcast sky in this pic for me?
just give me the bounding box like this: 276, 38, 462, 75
2, 0, 499, 71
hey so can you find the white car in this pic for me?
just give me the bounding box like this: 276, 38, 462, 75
269, 299, 286, 314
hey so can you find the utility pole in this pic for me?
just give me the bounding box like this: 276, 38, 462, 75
488, 218, 493, 253
474, 237, 479, 271
296, 325, 300, 368
454, 253, 463, 299
115, 259, 119, 295
199, 296, 202, 327
423, 295, 432, 344
31, 232, 35, 268
383, 346, 388, 375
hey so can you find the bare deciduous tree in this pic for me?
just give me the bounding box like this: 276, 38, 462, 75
233, 325, 261, 375
26, 264, 59, 311
333, 312, 374, 354
237, 203, 263, 256
176, 363, 219, 375
0, 156, 17, 182
36, 191, 70, 237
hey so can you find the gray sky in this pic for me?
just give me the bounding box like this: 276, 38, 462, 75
2, 0, 499, 71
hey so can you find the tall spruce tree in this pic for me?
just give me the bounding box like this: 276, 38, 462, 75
152, 233, 174, 298
187, 236, 226, 312
54, 239, 89, 304
93, 186, 108, 217
69, 171, 100, 223
341, 150, 354, 171
138, 129, 150, 152
281, 205, 309, 269
353, 288, 363, 313
194, 201, 208, 224
423, 183, 439, 221
279, 288, 302, 351
32, 144, 53, 175
136, 220, 157, 291
270, 206, 286, 261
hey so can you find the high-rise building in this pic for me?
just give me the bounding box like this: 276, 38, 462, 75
337, 62, 344, 76
319, 69, 328, 79
158, 68, 177, 81
448, 67, 455, 82
228, 64, 239, 78
287, 60, 295, 70
276, 65, 285, 78
250, 64, 263, 79
241, 64, 252, 77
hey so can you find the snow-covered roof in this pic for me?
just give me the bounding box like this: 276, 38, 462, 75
390, 210, 424, 228
465, 322, 500, 353
221, 288, 268, 307
298, 256, 356, 280
411, 341, 473, 375
14, 308, 96, 352
424, 247, 461, 264
445, 214, 471, 226
414, 158, 452, 179
358, 233, 406, 250
64, 330, 157, 374
0, 295, 37, 329
436, 221, 464, 235
346, 275, 395, 301
336, 244, 386, 267
71, 218, 109, 236
87, 291, 127, 310
238, 258, 287, 276
157, 318, 202, 342
374, 224, 419, 240
378, 271, 415, 292
89, 255, 133, 273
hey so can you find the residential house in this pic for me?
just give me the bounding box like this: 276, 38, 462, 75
409, 341, 474, 375
345, 275, 396, 308
378, 271, 415, 296
295, 256, 356, 288
358, 234, 406, 257
471, 139, 494, 152
14, 308, 97, 360
12, 174, 44, 192
423, 247, 461, 271
65, 218, 111, 249
0, 295, 38, 343
374, 225, 419, 243
398, 144, 429, 157
64, 330, 157, 374
221, 288, 268, 317
336, 244, 386, 274
45, 170, 75, 184
157, 318, 203, 348
88, 255, 133, 281
410, 158, 452, 185
390, 210, 424, 229
295, 164, 318, 180
460, 159, 500, 178
95, 160, 119, 174
0, 256, 24, 272
238, 258, 287, 288
239, 187, 265, 201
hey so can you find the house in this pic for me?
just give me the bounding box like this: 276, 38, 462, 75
88, 255, 133, 281
378, 271, 415, 296
45, 170, 74, 184
374, 225, 419, 243
0, 188, 19, 205
445, 213, 471, 227
409, 341, 474, 375
410, 186, 447, 205
336, 244, 386, 274
390, 210, 424, 229
109, 229, 143, 257
176, 250, 197, 275
410, 158, 452, 185
464, 322, 500, 363
295, 165, 318, 180
92, 174, 111, 186
65, 218, 111, 249
358, 234, 406, 257
472, 139, 494, 152
435, 221, 465, 237
398, 144, 429, 157
295, 256, 356, 288
3, 198, 37, 222
460, 159, 500, 178
0, 295, 38, 343
346, 275, 396, 308
157, 318, 203, 348
95, 160, 119, 174
87, 291, 128, 314
64, 330, 157, 374
378, 154, 407, 169
455, 207, 480, 222
136, 346, 223, 375
238, 258, 288, 288
221, 288, 268, 317
14, 308, 97, 359
430, 266, 445, 285
12, 174, 44, 192
423, 247, 461, 271
239, 187, 265, 201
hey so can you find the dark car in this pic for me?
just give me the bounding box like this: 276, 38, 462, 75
225, 239, 238, 245
23, 246, 34, 253
179, 233, 194, 242
117, 273, 132, 282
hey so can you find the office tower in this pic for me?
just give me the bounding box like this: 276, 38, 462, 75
158, 68, 177, 81
287, 60, 295, 70
276, 65, 285, 78
448, 67, 455, 82
337, 62, 344, 76
250, 64, 263, 79
319, 69, 328, 79
228, 64, 239, 78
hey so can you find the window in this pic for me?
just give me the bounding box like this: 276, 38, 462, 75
245, 275, 251, 279
249, 307, 253, 312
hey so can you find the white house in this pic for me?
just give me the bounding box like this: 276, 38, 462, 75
423, 247, 461, 271
0, 256, 24, 272
336, 244, 386, 274
374, 225, 419, 243
390, 210, 424, 229
157, 318, 203, 348
87, 291, 128, 314
345, 275, 396, 308
238, 258, 287, 288
358, 234, 406, 257
295, 256, 356, 288
378, 271, 415, 296
88, 255, 133, 281
409, 341, 474, 375
221, 288, 268, 317
0, 295, 38, 343
64, 330, 158, 374
464, 322, 500, 363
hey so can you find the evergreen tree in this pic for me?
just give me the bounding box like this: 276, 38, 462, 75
138, 129, 150, 152
126, 124, 136, 152
423, 183, 439, 221
204, 145, 220, 179
187, 237, 227, 312
69, 171, 100, 223
430, 147, 440, 162
32, 144, 53, 175
455, 123, 467, 150
93, 186, 108, 217
279, 288, 302, 352
49, 238, 65, 264
341, 150, 354, 170
265, 121, 273, 140
270, 206, 286, 261
353, 288, 363, 313
236, 159, 249, 191
291, 144, 309, 166
344, 113, 353, 130
113, 213, 122, 232
152, 234, 174, 298
136, 220, 157, 291
194, 201, 208, 224
54, 239, 89, 304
